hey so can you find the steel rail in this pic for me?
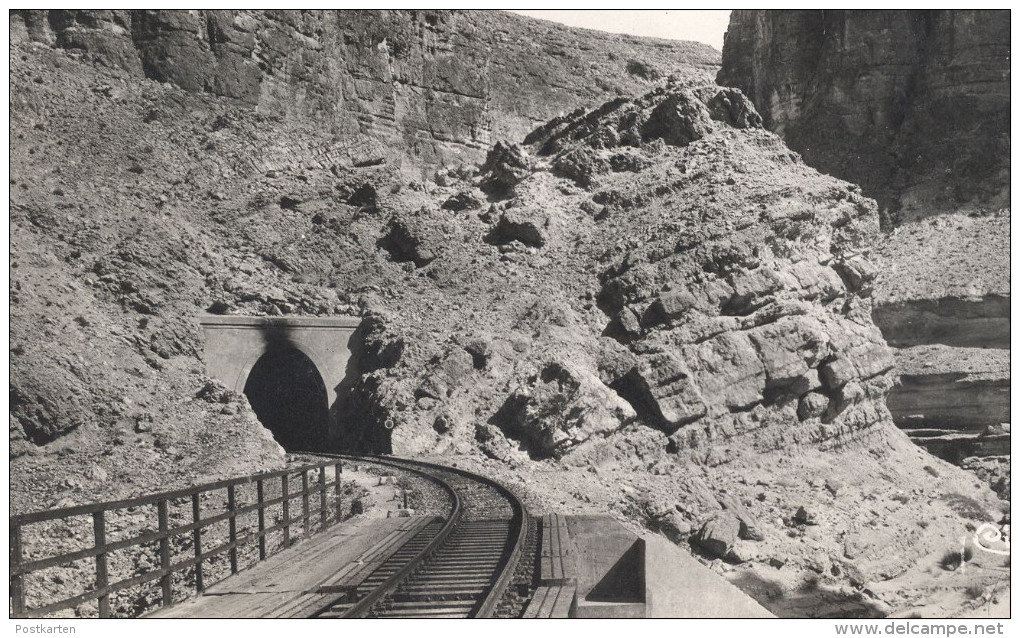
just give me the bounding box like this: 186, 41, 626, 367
325, 455, 461, 618
297, 453, 530, 618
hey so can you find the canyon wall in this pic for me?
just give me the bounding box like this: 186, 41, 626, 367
11, 9, 718, 175
717, 9, 1010, 224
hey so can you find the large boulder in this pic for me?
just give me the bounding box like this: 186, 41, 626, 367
641, 89, 716, 146
628, 352, 708, 433
494, 360, 635, 458
747, 316, 831, 389
552, 147, 612, 188
485, 208, 548, 248
718, 493, 765, 541
378, 208, 461, 267
705, 87, 763, 129
10, 370, 89, 445
693, 512, 741, 558
478, 141, 533, 195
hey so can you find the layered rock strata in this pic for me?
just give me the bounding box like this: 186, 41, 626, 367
872, 213, 1011, 462
332, 80, 996, 585
11, 9, 718, 174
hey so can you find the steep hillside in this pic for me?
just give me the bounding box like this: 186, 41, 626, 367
12, 9, 718, 174
9, 12, 1005, 617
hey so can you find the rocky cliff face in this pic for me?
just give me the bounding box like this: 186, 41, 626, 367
11, 9, 718, 175
717, 10, 1010, 224
8, 10, 717, 508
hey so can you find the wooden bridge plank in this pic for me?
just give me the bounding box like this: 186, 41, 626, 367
539, 513, 575, 585
318, 516, 434, 591
524, 584, 576, 619
523, 586, 554, 618
541, 522, 571, 557
264, 516, 436, 618
551, 585, 575, 618
147, 516, 419, 618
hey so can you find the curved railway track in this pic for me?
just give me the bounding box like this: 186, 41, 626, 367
299, 454, 530, 619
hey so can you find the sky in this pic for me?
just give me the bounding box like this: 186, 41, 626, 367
510, 10, 732, 51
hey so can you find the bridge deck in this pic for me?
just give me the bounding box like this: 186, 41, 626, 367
148, 515, 426, 618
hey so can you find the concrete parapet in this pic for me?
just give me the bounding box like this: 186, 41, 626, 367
548, 514, 772, 618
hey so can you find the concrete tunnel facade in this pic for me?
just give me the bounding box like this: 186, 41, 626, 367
198, 315, 362, 449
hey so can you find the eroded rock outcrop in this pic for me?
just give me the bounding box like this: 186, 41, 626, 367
344, 80, 897, 471
516, 82, 893, 464
224, 90, 987, 600
330, 85, 1001, 593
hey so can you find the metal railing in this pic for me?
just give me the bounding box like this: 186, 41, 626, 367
10, 460, 344, 618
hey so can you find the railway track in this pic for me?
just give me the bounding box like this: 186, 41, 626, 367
300, 454, 530, 619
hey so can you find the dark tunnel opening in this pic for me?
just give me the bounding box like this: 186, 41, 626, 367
243, 347, 330, 452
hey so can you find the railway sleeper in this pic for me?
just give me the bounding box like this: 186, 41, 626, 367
378, 599, 481, 610
372, 605, 476, 618
392, 590, 488, 602
408, 574, 494, 582
419, 567, 500, 576
427, 554, 504, 561
417, 557, 502, 565
373, 610, 474, 618
416, 568, 499, 576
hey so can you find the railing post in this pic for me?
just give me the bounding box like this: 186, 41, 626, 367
256, 479, 266, 560
227, 484, 238, 574
93, 511, 110, 618
281, 474, 290, 547
302, 470, 311, 538
334, 463, 343, 523
10, 521, 25, 616
157, 499, 172, 607
192, 494, 204, 592
319, 467, 328, 530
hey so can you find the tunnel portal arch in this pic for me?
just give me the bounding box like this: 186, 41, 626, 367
198, 315, 362, 450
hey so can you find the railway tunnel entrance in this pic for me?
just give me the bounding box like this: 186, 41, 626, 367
198, 315, 362, 452
243, 347, 329, 451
